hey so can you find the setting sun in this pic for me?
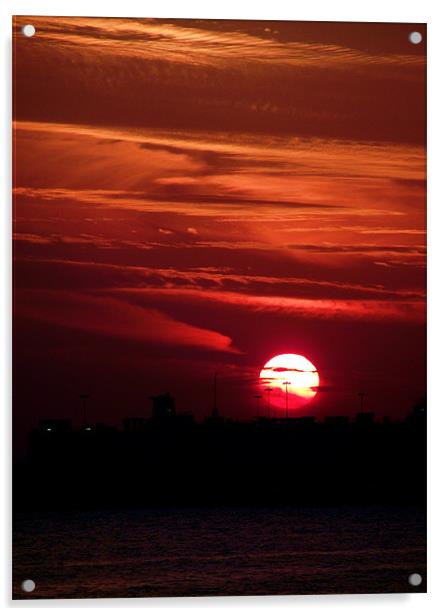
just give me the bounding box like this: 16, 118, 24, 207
259, 353, 320, 413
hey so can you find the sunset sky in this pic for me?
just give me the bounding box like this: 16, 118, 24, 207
13, 17, 426, 439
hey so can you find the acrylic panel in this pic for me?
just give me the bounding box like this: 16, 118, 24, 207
12, 16, 426, 599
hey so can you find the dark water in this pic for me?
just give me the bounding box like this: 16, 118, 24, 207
13, 505, 426, 599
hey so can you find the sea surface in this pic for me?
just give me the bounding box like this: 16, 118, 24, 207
13, 504, 426, 599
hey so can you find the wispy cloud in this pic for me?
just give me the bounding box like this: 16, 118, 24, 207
13, 122, 425, 230
14, 17, 426, 70
16, 289, 241, 354
13, 16, 426, 143
13, 118, 425, 324
13, 256, 426, 302
113, 286, 425, 323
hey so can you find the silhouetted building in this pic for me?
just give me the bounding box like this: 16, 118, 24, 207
205, 412, 224, 426
173, 414, 195, 428
412, 398, 426, 417
405, 398, 426, 426
355, 412, 374, 426
18, 398, 426, 510
123, 417, 149, 432
266, 416, 317, 427
92, 422, 116, 434
293, 416, 316, 425
39, 419, 71, 433
324, 416, 349, 425
150, 392, 176, 420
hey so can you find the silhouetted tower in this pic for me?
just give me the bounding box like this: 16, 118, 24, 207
151, 392, 176, 419
80, 393, 90, 427
358, 392, 366, 413
212, 371, 219, 418
264, 387, 273, 418
254, 394, 262, 416
283, 381, 291, 419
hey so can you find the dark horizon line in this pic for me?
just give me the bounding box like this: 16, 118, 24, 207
34, 403, 426, 432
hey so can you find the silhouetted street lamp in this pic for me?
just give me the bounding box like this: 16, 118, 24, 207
254, 394, 262, 416
264, 387, 273, 418
283, 381, 291, 419
212, 371, 219, 418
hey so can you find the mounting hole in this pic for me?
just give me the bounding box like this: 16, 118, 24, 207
21, 579, 36, 592
408, 573, 422, 587
409, 31, 422, 45
21, 24, 36, 38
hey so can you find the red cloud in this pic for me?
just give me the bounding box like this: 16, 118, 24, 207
15, 290, 240, 354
